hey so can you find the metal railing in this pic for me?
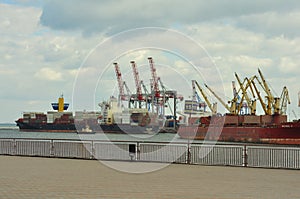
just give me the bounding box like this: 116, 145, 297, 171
190, 145, 245, 166
0, 138, 299, 169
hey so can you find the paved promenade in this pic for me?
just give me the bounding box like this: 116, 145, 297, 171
0, 156, 299, 198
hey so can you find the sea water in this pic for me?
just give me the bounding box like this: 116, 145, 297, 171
0, 124, 266, 145
0, 123, 190, 143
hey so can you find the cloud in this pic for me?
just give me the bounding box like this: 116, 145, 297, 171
1, 1, 300, 122
34, 67, 63, 81
237, 11, 300, 38
279, 57, 299, 73
39, 0, 300, 36
0, 3, 41, 35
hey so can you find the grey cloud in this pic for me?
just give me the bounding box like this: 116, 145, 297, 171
236, 11, 300, 38
40, 0, 300, 35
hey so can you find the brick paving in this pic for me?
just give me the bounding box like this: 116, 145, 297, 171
0, 156, 299, 198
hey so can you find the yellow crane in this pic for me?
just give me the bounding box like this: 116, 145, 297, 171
193, 80, 217, 114
257, 68, 279, 115
245, 77, 257, 115
251, 76, 269, 115
204, 84, 236, 114
235, 73, 257, 115
280, 86, 290, 115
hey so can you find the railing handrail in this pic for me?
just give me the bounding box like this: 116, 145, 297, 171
0, 137, 299, 148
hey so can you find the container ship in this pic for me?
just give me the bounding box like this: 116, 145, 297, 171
15, 96, 166, 134
75, 96, 163, 134
178, 69, 300, 145
16, 95, 76, 132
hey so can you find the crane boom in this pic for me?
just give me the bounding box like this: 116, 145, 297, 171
140, 80, 149, 95
130, 61, 143, 101
194, 80, 217, 114
204, 83, 236, 114
114, 63, 126, 101
235, 73, 256, 115
123, 81, 131, 96
258, 68, 273, 115
251, 76, 269, 115
148, 57, 160, 98
232, 81, 239, 99
245, 77, 257, 115
280, 86, 290, 115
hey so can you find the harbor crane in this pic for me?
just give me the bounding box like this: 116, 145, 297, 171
251, 75, 269, 115
114, 63, 125, 101
234, 73, 257, 115
148, 57, 166, 115
192, 80, 206, 110
204, 84, 236, 115
231, 80, 246, 114
140, 80, 152, 110
280, 86, 290, 115
130, 61, 144, 108
114, 62, 133, 107
114, 63, 129, 101
253, 69, 289, 115
258, 68, 273, 114
147, 57, 179, 125
193, 80, 217, 114
148, 57, 160, 98
257, 68, 281, 115
140, 80, 150, 99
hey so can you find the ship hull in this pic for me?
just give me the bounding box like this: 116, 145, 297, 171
16, 121, 160, 134
16, 121, 77, 133
178, 116, 300, 145
98, 124, 160, 134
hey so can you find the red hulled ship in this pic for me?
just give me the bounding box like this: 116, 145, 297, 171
178, 114, 300, 145
178, 69, 300, 145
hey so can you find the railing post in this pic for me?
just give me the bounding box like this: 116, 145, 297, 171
136, 142, 140, 161
187, 140, 191, 164
13, 139, 16, 156
91, 140, 95, 159
50, 139, 54, 157
243, 145, 248, 167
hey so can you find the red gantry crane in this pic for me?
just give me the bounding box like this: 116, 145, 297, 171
130, 61, 143, 102
114, 63, 126, 101
148, 57, 160, 98
114, 62, 132, 104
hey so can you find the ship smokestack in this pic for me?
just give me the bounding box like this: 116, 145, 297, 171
58, 95, 64, 112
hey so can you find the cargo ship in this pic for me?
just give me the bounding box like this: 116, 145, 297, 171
93, 96, 163, 134
16, 95, 76, 132
16, 96, 166, 134
178, 69, 300, 145
177, 114, 300, 145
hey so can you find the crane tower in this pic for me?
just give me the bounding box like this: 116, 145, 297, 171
114, 63, 126, 101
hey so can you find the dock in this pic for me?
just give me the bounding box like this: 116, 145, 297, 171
0, 155, 299, 198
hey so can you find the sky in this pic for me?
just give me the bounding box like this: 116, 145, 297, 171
0, 0, 300, 123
